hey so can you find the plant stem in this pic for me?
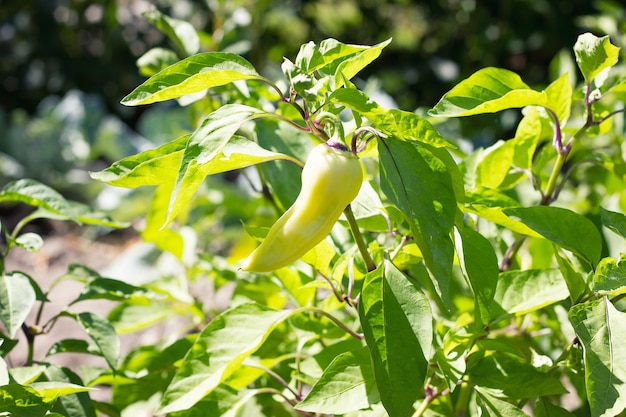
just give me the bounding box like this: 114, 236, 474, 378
413, 396, 433, 417
499, 236, 526, 272
541, 151, 567, 205
22, 323, 35, 364
244, 361, 301, 400
344, 204, 377, 272
296, 307, 363, 340
454, 380, 473, 417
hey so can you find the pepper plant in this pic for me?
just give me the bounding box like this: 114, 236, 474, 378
4, 11, 621, 415
87, 27, 626, 417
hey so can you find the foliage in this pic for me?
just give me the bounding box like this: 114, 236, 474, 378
1, 9, 626, 417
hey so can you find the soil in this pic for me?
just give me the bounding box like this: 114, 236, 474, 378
2, 219, 143, 400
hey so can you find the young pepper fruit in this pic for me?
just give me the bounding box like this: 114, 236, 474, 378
240, 141, 363, 272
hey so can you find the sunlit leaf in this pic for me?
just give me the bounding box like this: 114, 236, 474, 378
574, 33, 620, 84
569, 298, 626, 417
468, 352, 566, 399
29, 382, 91, 403
429, 67, 547, 117
476, 388, 531, 416
456, 226, 502, 324
61, 312, 119, 371
0, 179, 77, 221
136, 47, 179, 77
43, 365, 97, 417
0, 384, 51, 417
143, 8, 200, 56
14, 232, 43, 252
600, 207, 626, 239
166, 105, 279, 226
504, 206, 602, 266
0, 272, 36, 338
329, 87, 454, 148
378, 137, 456, 304
296, 347, 378, 414
359, 260, 433, 417
332, 38, 392, 87
494, 269, 568, 318
89, 135, 188, 188
0, 178, 128, 228
121, 53, 265, 106
545, 73, 572, 124
158, 303, 292, 414
594, 254, 626, 296
464, 189, 543, 237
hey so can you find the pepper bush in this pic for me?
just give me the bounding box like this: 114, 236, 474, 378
2, 12, 626, 417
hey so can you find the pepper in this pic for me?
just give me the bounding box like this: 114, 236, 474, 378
240, 141, 363, 272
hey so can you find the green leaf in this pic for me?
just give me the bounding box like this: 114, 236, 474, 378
574, 33, 620, 84
136, 47, 179, 77
107, 303, 175, 334
503, 206, 602, 266
168, 132, 298, 225
468, 353, 566, 399
476, 388, 531, 416
0, 384, 51, 417
141, 183, 186, 259
594, 254, 626, 296
569, 298, 626, 417
158, 303, 292, 414
89, 135, 188, 188
475, 140, 518, 190
429, 67, 546, 117
9, 365, 46, 385
44, 365, 97, 417
511, 106, 552, 169
455, 227, 501, 324
0, 272, 36, 338
143, 8, 200, 56
535, 398, 576, 417
62, 200, 130, 228
255, 120, 311, 211
0, 179, 77, 221
61, 312, 119, 371
0, 358, 8, 386
359, 260, 433, 417
121, 53, 264, 106
600, 207, 626, 239
296, 347, 378, 414
554, 247, 589, 302
166, 105, 276, 226
332, 38, 392, 87
329, 87, 454, 148
14, 232, 43, 252
378, 138, 456, 304
46, 339, 101, 357
0, 179, 128, 228
464, 189, 543, 237
70, 277, 156, 305
294, 38, 390, 83
494, 269, 569, 317
29, 382, 91, 402
545, 73, 572, 124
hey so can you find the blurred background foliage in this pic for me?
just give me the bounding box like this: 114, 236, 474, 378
0, 0, 624, 199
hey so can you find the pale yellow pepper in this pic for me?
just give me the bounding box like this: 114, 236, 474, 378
240, 142, 363, 272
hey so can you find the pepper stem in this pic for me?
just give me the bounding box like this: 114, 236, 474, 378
351, 126, 384, 155
314, 112, 345, 147
344, 204, 377, 272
